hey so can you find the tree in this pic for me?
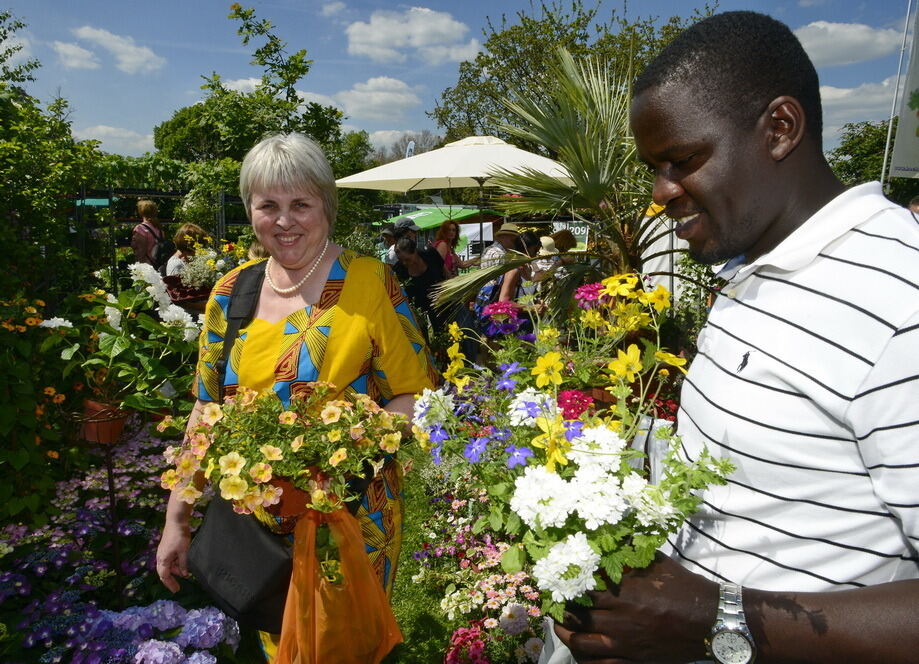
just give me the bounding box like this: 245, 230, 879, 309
380, 130, 443, 163
827, 118, 919, 206
430, 0, 712, 153
0, 9, 40, 92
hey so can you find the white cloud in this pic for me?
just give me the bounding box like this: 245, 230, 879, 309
297, 90, 341, 109
3, 33, 34, 66
51, 41, 100, 69
820, 76, 897, 146
73, 125, 154, 155
321, 2, 346, 17
795, 21, 900, 67
798, 0, 826, 7
223, 77, 261, 93
72, 25, 165, 74
368, 129, 413, 151
346, 7, 479, 65
335, 77, 421, 120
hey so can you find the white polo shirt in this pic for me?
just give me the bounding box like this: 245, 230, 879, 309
673, 182, 919, 592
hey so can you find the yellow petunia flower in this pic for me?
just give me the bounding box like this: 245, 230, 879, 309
532, 351, 563, 388
278, 410, 298, 425
607, 344, 643, 383
320, 404, 342, 424
379, 432, 401, 454
219, 475, 248, 501
200, 402, 223, 426
291, 434, 304, 451
259, 444, 283, 461
177, 484, 203, 504
326, 429, 342, 443
249, 462, 272, 483
219, 451, 246, 475
328, 447, 348, 467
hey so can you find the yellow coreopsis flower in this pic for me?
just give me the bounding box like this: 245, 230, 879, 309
201, 402, 223, 426
448, 321, 463, 341
447, 342, 465, 362
601, 273, 640, 298
607, 344, 643, 383
655, 350, 688, 375
453, 375, 471, 393
532, 351, 563, 388
531, 415, 570, 472
640, 284, 671, 312
580, 309, 605, 329
412, 424, 432, 451
219, 475, 248, 501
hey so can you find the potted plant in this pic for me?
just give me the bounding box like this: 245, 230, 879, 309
44, 263, 201, 443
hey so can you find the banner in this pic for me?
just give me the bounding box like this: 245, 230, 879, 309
890, 9, 919, 178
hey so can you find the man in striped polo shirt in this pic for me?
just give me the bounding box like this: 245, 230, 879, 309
555, 11, 919, 664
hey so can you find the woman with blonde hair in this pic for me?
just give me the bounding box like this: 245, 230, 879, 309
156, 132, 435, 663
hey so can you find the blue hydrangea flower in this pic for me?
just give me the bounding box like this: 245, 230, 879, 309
134, 639, 184, 664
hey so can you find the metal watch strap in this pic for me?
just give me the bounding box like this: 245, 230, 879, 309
716, 582, 746, 631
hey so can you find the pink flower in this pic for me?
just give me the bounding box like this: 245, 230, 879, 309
574, 282, 605, 308
558, 389, 594, 419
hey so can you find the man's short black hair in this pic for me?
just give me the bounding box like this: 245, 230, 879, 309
634, 11, 822, 144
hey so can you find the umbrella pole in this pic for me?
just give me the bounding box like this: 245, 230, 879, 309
474, 177, 487, 257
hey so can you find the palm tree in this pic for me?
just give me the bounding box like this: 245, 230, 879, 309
435, 48, 677, 313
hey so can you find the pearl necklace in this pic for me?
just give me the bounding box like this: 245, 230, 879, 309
265, 239, 330, 296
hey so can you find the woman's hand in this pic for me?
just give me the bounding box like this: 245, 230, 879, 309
156, 517, 191, 593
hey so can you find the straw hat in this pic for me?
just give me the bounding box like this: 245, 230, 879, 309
495, 222, 520, 236
538, 236, 558, 256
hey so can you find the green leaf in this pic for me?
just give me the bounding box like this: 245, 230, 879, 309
488, 506, 503, 532
9, 448, 30, 470
471, 516, 488, 535
504, 511, 522, 536
60, 342, 80, 360
500, 544, 525, 574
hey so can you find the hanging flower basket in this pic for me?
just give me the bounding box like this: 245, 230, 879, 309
80, 399, 129, 445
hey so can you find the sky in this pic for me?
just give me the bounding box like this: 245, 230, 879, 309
3, 0, 914, 157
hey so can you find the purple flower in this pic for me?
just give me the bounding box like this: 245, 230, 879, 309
491, 428, 511, 442
564, 421, 584, 442
463, 438, 489, 463
517, 332, 536, 342
185, 653, 218, 664
496, 377, 517, 391
174, 607, 227, 650
505, 446, 534, 468
429, 426, 449, 444
431, 446, 443, 466
144, 600, 187, 632
499, 362, 524, 377
134, 639, 184, 664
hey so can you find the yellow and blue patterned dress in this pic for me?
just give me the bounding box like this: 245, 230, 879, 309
195, 250, 436, 655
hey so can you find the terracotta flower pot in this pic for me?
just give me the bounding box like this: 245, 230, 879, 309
81, 399, 128, 444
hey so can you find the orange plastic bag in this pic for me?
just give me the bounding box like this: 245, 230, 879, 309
274, 509, 403, 664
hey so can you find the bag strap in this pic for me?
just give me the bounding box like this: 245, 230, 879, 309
139, 221, 164, 241
216, 261, 267, 403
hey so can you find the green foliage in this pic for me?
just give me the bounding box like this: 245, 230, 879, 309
827, 117, 919, 206
431, 0, 712, 152
0, 9, 40, 89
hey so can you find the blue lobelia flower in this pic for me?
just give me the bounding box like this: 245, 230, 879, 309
432, 445, 444, 466
429, 426, 450, 444
499, 362, 525, 377
564, 420, 585, 442
496, 376, 517, 391
463, 437, 490, 463
505, 445, 534, 468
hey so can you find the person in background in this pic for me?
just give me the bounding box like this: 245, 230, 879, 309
432, 219, 480, 278
131, 199, 165, 266
393, 236, 449, 336
480, 222, 520, 268
165, 223, 210, 276
549, 228, 577, 253
531, 236, 559, 283
156, 132, 435, 663
379, 225, 396, 265
497, 230, 540, 304
553, 11, 919, 664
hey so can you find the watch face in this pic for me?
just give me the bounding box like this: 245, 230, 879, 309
711, 630, 753, 664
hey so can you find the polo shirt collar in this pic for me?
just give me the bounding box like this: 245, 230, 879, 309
733, 181, 899, 278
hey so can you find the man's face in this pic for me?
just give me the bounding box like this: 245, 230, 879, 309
630, 83, 776, 265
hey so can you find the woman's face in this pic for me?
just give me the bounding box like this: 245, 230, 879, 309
447, 224, 458, 240
250, 186, 329, 270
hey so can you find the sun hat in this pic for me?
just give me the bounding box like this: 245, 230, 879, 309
495, 222, 520, 236
392, 216, 421, 233
538, 236, 558, 256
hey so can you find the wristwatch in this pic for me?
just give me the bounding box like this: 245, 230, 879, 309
706, 582, 756, 664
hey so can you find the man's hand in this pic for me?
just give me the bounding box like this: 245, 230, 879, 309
555, 553, 718, 663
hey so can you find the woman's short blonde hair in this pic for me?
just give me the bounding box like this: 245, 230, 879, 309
173, 223, 209, 253
136, 199, 158, 219
239, 133, 337, 229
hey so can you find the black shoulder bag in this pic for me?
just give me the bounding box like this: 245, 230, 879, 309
187, 261, 293, 633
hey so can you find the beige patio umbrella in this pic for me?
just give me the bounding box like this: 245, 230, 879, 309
335, 135, 571, 192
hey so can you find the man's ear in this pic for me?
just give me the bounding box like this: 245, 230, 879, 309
765, 96, 806, 161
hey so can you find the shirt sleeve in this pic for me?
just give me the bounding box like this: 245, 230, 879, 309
367, 261, 437, 401
193, 271, 235, 402
846, 308, 919, 551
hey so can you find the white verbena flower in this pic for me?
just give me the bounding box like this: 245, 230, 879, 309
571, 466, 628, 530
508, 387, 556, 426
532, 532, 600, 603
412, 387, 455, 429
510, 465, 573, 529
567, 424, 628, 471
38, 317, 73, 329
